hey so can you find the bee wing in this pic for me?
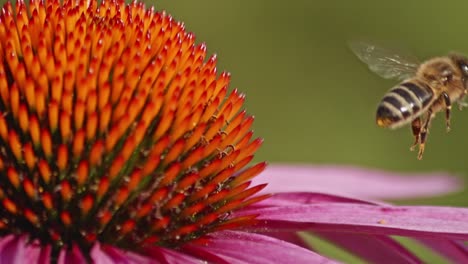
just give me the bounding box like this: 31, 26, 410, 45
349, 41, 420, 81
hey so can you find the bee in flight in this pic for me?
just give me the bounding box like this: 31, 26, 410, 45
350, 41, 468, 159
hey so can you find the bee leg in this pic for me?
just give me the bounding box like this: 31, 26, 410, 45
410, 117, 421, 151
442, 92, 451, 132
418, 109, 434, 160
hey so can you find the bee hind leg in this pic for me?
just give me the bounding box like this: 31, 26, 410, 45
418, 109, 434, 160
410, 117, 421, 151
442, 92, 451, 132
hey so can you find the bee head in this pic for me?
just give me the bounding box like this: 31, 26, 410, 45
450, 54, 468, 87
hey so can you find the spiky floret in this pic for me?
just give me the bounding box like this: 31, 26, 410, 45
0, 0, 267, 259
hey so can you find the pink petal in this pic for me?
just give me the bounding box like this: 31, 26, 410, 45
253, 192, 378, 208
57, 244, 87, 264
91, 242, 205, 264
241, 203, 468, 240
187, 230, 339, 264
0, 235, 50, 264
317, 233, 422, 263
254, 164, 462, 199
260, 232, 311, 249
145, 247, 209, 264
417, 238, 468, 263
91, 243, 159, 263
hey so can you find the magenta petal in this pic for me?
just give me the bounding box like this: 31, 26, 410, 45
91, 242, 203, 264
254, 164, 462, 199
241, 203, 468, 240
253, 192, 378, 208
188, 230, 338, 264
145, 247, 208, 264
260, 232, 311, 249
57, 244, 87, 264
418, 238, 468, 263
317, 233, 422, 263
0, 235, 50, 264
91, 243, 158, 264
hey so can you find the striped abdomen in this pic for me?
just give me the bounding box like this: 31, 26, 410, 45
376, 82, 434, 128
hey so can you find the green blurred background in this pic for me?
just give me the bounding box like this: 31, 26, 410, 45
150, 0, 468, 207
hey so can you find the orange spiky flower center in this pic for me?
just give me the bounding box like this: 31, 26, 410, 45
0, 0, 268, 259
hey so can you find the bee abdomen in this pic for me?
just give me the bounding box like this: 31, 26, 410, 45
376, 82, 434, 128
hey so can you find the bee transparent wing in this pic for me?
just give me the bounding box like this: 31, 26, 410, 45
349, 41, 420, 80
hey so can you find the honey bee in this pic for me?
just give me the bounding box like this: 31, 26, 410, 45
350, 41, 468, 159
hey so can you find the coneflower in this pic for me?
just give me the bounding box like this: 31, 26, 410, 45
0, 0, 266, 261
0, 0, 468, 263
